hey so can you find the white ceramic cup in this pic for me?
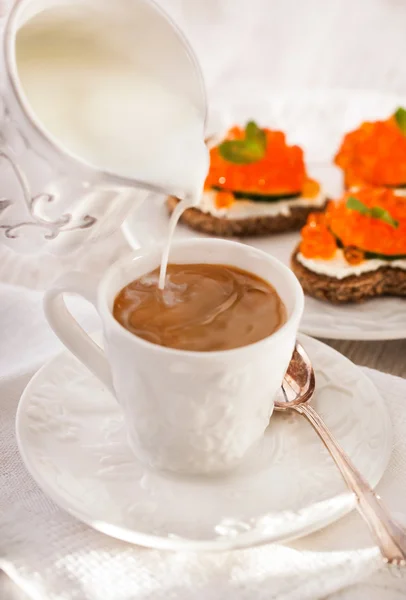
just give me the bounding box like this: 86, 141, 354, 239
44, 239, 304, 474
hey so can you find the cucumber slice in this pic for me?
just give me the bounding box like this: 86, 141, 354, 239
334, 235, 406, 260
212, 186, 300, 202
364, 250, 406, 261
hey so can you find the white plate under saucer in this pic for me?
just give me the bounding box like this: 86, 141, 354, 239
16, 333, 392, 552
123, 89, 406, 341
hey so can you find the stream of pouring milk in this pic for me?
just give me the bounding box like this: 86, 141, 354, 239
16, 6, 208, 287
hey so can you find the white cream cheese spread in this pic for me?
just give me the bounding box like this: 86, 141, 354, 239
198, 189, 326, 220
297, 249, 406, 280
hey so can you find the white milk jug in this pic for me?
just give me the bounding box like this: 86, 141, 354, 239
0, 0, 207, 254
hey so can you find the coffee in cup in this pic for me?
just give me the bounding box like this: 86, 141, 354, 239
113, 263, 287, 351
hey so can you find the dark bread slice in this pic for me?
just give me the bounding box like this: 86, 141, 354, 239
291, 244, 406, 303
167, 196, 328, 237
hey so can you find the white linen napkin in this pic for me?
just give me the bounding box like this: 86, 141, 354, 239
0, 273, 406, 600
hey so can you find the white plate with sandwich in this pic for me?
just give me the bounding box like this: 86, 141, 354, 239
123, 90, 406, 341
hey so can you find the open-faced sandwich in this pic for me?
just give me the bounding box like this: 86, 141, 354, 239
335, 107, 406, 190
168, 121, 327, 236
291, 187, 406, 303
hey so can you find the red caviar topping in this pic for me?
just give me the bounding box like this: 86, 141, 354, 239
343, 246, 365, 265
302, 178, 321, 198
334, 116, 406, 187
300, 188, 406, 259
300, 213, 337, 259
214, 191, 234, 209
328, 188, 406, 255
205, 126, 315, 197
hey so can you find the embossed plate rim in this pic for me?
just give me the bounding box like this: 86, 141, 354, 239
16, 333, 392, 552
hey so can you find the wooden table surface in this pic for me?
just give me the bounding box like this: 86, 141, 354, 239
323, 338, 406, 378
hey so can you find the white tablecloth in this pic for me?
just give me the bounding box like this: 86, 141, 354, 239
0, 231, 406, 600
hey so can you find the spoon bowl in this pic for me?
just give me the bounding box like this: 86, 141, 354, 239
275, 343, 315, 408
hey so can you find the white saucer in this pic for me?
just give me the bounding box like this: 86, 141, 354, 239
16, 333, 392, 551
123, 90, 406, 341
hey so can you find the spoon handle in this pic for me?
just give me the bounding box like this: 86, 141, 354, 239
294, 402, 406, 566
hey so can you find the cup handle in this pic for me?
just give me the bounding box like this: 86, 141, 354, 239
43, 272, 114, 393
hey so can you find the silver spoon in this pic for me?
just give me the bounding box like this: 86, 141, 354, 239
276, 342, 406, 565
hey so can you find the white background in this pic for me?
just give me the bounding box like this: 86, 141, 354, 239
160, 0, 406, 98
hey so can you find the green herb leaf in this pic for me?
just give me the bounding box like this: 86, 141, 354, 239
370, 206, 399, 228
394, 107, 406, 135
245, 121, 266, 145
218, 141, 264, 164
346, 196, 399, 228
346, 196, 370, 215
218, 121, 267, 164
